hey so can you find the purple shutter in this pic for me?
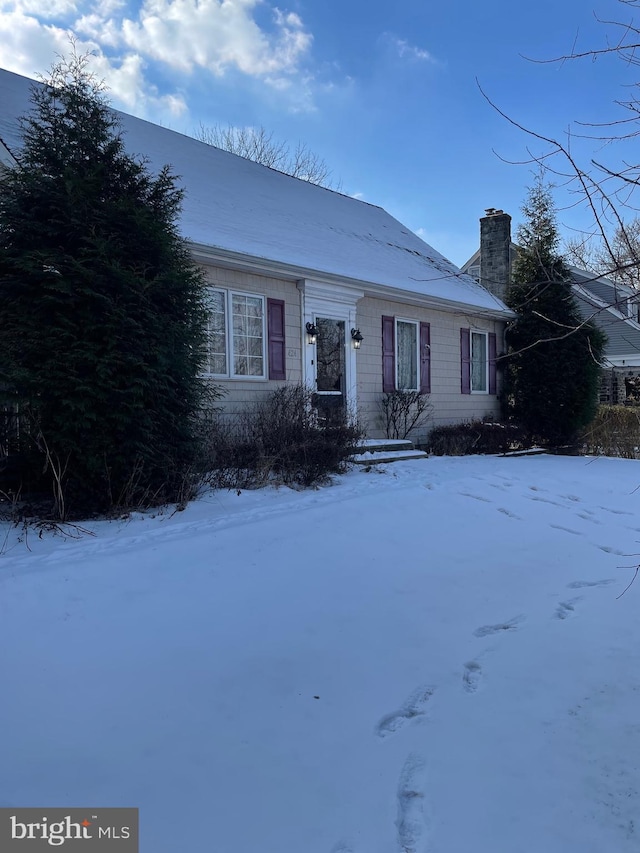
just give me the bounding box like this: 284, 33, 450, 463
267, 298, 286, 380
488, 332, 497, 395
382, 316, 396, 392
420, 322, 431, 394
461, 328, 471, 394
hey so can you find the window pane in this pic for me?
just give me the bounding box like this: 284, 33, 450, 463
397, 321, 418, 390
248, 317, 262, 337
247, 298, 262, 318
231, 294, 264, 377
471, 332, 487, 392
316, 318, 345, 393
206, 290, 226, 375
211, 354, 227, 374
248, 357, 264, 376
234, 355, 248, 375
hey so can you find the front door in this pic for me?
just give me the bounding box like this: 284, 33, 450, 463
314, 317, 346, 421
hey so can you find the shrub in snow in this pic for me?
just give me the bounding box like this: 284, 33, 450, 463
582, 405, 640, 459
427, 421, 529, 456
202, 384, 364, 489
379, 390, 432, 440
0, 54, 212, 518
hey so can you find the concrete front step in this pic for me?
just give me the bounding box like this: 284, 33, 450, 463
351, 439, 429, 465
351, 449, 429, 465
355, 438, 415, 453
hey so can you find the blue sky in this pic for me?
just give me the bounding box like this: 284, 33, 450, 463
0, 0, 635, 265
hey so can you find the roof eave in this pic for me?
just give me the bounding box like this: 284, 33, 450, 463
0, 137, 17, 170
188, 242, 515, 320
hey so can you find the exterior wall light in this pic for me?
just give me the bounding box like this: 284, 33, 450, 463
351, 328, 364, 349
306, 322, 318, 344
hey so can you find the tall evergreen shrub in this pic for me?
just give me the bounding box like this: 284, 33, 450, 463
0, 54, 211, 514
504, 178, 606, 446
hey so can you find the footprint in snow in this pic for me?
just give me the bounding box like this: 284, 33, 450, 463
396, 754, 429, 853
555, 597, 583, 620
497, 507, 522, 520
529, 496, 566, 507
577, 512, 601, 524
598, 506, 634, 516
462, 661, 482, 693
549, 524, 581, 535
376, 686, 435, 740
459, 492, 492, 503
595, 545, 627, 556
567, 579, 615, 589
474, 615, 524, 637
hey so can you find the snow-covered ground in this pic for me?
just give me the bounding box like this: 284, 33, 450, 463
1, 454, 640, 852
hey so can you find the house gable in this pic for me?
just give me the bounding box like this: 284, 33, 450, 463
0, 66, 512, 438
0, 67, 511, 320
0, 137, 16, 173
461, 211, 640, 377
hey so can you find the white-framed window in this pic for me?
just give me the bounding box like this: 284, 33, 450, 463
203, 289, 266, 379
468, 264, 481, 283
471, 330, 488, 393
395, 319, 419, 391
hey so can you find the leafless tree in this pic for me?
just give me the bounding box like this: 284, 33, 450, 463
195, 123, 338, 188
566, 219, 640, 289
481, 0, 640, 290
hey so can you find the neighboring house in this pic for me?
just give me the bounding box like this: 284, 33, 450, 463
462, 209, 640, 405
0, 69, 514, 445
0, 136, 15, 173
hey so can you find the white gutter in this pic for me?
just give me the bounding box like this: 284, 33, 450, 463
188, 241, 515, 321
601, 356, 640, 368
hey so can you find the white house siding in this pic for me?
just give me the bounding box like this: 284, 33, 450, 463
355, 296, 504, 444
200, 264, 302, 418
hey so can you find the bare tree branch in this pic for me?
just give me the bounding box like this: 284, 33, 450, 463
195, 123, 339, 189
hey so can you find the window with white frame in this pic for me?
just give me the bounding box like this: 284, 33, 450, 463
468, 264, 481, 283
396, 319, 419, 391
471, 330, 488, 393
204, 289, 266, 378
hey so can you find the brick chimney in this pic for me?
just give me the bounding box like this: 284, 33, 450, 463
480, 209, 511, 302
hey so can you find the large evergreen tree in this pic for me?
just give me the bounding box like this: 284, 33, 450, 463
0, 54, 211, 515
504, 177, 606, 446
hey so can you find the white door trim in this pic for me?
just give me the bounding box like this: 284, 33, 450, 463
298, 280, 364, 415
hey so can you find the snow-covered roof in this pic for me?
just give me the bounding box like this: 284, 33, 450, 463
569, 267, 638, 312
571, 281, 640, 366
0, 68, 510, 316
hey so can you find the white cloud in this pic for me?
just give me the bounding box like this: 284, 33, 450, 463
118, 0, 312, 80
382, 32, 436, 64
0, 0, 317, 118
18, 0, 79, 15
0, 7, 75, 79
0, 5, 186, 122
90, 51, 188, 117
